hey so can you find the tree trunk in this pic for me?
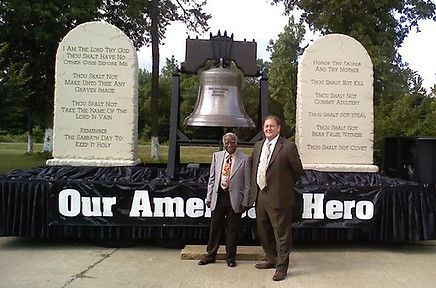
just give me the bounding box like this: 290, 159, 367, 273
27, 130, 33, 155
150, 0, 160, 160
26, 112, 33, 154
42, 127, 53, 153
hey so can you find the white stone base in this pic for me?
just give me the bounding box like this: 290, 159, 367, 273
46, 158, 141, 167
303, 163, 379, 173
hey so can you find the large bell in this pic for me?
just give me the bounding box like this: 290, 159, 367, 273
184, 64, 255, 127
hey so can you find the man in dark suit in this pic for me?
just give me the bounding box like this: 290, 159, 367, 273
198, 132, 251, 267
250, 115, 303, 281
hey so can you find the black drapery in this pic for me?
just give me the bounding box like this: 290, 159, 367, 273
1, 165, 435, 243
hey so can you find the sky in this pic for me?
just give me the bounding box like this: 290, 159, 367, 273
138, 0, 436, 91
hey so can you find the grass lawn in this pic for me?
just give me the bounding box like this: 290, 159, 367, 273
0, 143, 253, 174
0, 143, 47, 174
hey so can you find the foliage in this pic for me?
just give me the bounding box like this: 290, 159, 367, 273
97, 0, 210, 48
270, 0, 436, 101
148, 0, 210, 152
0, 131, 27, 143
0, 126, 44, 143
0, 0, 101, 142
267, 16, 305, 134
0, 0, 210, 147
138, 67, 172, 142
179, 72, 200, 138
0, 43, 31, 134
374, 92, 436, 162
270, 0, 436, 164
138, 68, 152, 141
138, 56, 203, 143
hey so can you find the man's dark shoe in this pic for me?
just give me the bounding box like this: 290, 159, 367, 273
226, 259, 237, 267
255, 261, 275, 269
272, 270, 287, 281
197, 258, 215, 265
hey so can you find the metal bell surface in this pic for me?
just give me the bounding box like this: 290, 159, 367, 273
184, 65, 255, 127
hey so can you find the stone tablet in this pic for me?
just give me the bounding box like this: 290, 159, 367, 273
295, 34, 378, 172
47, 21, 140, 166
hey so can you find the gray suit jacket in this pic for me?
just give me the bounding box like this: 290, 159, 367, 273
206, 150, 251, 213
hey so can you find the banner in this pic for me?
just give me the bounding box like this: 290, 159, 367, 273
48, 174, 381, 228
2, 166, 436, 241
48, 181, 257, 227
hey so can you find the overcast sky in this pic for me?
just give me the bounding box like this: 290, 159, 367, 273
138, 0, 436, 90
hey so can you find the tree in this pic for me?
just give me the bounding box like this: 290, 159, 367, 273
0, 43, 30, 135
270, 0, 436, 101
270, 0, 436, 163
147, 0, 210, 160
267, 16, 305, 133
0, 0, 102, 153
374, 92, 435, 162
137, 68, 152, 141
137, 57, 176, 145
0, 0, 210, 156
430, 83, 436, 98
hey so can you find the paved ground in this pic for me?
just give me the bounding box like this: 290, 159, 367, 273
0, 237, 436, 288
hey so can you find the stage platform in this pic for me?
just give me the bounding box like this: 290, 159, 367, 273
180, 245, 265, 261
1, 164, 436, 243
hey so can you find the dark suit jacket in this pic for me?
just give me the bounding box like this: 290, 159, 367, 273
250, 136, 303, 209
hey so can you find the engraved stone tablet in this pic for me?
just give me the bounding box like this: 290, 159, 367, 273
295, 34, 378, 172
47, 21, 140, 166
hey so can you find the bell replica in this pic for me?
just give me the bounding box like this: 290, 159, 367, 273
184, 61, 255, 127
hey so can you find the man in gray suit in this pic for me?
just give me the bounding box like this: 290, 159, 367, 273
198, 132, 251, 267
251, 115, 303, 281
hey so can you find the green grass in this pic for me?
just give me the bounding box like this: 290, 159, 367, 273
0, 143, 253, 174
0, 143, 48, 174
141, 145, 220, 163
